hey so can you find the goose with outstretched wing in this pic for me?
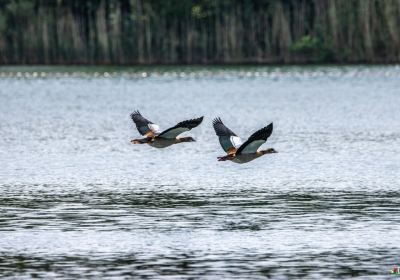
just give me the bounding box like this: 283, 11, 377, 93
212, 118, 277, 163
130, 110, 203, 148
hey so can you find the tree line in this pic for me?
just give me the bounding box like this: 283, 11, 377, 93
0, 0, 399, 64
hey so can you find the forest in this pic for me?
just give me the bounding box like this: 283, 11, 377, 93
0, 0, 399, 64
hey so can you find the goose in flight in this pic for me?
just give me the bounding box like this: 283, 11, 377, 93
212, 118, 277, 163
130, 111, 203, 148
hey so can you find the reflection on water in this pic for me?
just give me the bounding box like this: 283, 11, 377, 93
0, 66, 400, 279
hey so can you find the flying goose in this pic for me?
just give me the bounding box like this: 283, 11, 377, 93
130, 111, 203, 148
213, 118, 277, 163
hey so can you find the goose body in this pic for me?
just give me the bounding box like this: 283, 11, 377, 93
231, 153, 264, 164
130, 111, 203, 148
148, 138, 177, 149
212, 118, 277, 163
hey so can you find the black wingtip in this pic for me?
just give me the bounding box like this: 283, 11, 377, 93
182, 116, 204, 129
267, 122, 273, 133
262, 123, 273, 138
130, 110, 141, 117
191, 116, 204, 125
191, 116, 204, 127
212, 117, 223, 125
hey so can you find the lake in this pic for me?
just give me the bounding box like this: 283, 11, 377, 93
0, 66, 400, 279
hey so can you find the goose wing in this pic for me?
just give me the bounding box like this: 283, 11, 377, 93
236, 123, 273, 154
212, 118, 242, 154
157, 116, 204, 139
130, 110, 161, 137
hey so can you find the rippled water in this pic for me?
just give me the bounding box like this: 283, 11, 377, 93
1, 66, 400, 279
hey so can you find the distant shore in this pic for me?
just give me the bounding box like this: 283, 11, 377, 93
1, 0, 399, 65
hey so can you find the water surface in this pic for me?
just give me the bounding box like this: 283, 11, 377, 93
1, 66, 400, 279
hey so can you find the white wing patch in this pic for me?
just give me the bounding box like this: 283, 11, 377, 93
240, 140, 265, 154
230, 136, 242, 148
149, 123, 161, 134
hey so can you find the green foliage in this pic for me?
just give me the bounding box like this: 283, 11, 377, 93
191, 5, 208, 19
290, 35, 335, 62
5, 0, 33, 16
290, 36, 319, 53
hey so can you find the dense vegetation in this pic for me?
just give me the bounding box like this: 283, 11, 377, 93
0, 0, 400, 64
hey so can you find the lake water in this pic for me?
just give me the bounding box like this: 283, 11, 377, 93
0, 66, 400, 279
